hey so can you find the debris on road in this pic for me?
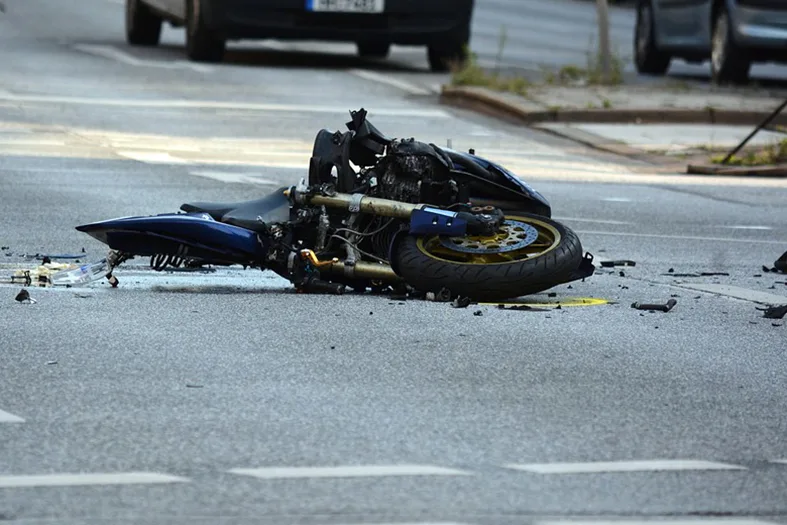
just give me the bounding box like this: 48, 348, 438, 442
631, 299, 677, 313
46, 360, 58, 365
14, 289, 36, 304
600, 260, 636, 267
775, 251, 787, 273
473, 310, 484, 316
451, 296, 472, 309
757, 305, 787, 319
426, 288, 452, 302
186, 384, 204, 388
496, 304, 550, 312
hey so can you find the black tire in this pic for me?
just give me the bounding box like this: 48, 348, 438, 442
357, 41, 391, 59
634, 0, 670, 75
393, 213, 585, 302
711, 7, 750, 85
126, 0, 162, 46
427, 25, 470, 72
186, 0, 226, 63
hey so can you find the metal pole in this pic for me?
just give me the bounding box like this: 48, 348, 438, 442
596, 0, 611, 83
721, 98, 787, 164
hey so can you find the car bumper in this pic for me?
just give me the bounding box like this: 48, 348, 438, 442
201, 0, 473, 43
733, 3, 787, 49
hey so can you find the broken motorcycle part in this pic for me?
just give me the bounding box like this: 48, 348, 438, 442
631, 299, 677, 312
757, 305, 787, 319
600, 260, 636, 267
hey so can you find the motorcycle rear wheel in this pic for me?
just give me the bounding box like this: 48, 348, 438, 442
393, 213, 584, 301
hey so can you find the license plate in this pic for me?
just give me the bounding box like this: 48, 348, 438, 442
306, 0, 385, 14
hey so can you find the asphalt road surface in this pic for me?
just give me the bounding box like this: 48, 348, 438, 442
2, 1, 787, 524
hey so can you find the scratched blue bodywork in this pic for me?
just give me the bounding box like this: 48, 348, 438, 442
76, 213, 266, 261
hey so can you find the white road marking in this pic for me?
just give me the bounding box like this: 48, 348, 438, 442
555, 217, 633, 225
722, 225, 773, 231
0, 93, 450, 118
0, 409, 24, 423
74, 44, 213, 73
228, 465, 472, 479
0, 139, 65, 146
576, 230, 787, 245
602, 197, 633, 202
504, 460, 747, 474
535, 518, 777, 525
117, 151, 191, 164
675, 284, 787, 306
0, 472, 189, 488
348, 69, 431, 96
190, 170, 279, 185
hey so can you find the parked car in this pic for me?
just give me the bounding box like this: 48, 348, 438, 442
634, 0, 787, 84
125, 0, 474, 72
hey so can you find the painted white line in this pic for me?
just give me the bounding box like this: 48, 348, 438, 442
770, 459, 787, 464
74, 44, 212, 74
228, 465, 471, 479
117, 151, 191, 164
349, 69, 431, 96
576, 230, 787, 245
0, 409, 24, 423
0, 93, 450, 118
190, 171, 279, 185
0, 139, 66, 146
676, 284, 787, 306
504, 460, 747, 474
602, 197, 633, 202
534, 518, 777, 525
555, 217, 633, 225
0, 472, 189, 488
722, 225, 773, 231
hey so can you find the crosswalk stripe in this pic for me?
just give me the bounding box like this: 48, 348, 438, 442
0, 472, 189, 488
228, 465, 472, 479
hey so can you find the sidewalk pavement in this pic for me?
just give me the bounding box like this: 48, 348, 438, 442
440, 83, 787, 176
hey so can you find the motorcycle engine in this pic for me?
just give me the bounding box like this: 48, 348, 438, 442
372, 138, 459, 206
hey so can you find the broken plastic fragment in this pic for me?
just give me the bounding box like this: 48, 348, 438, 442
631, 299, 677, 312
50, 259, 109, 286
775, 251, 787, 273
600, 260, 636, 268
757, 305, 787, 319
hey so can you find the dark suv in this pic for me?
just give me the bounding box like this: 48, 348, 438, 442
635, 0, 787, 84
125, 0, 474, 72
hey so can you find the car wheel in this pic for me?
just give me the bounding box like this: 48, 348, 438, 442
126, 0, 162, 46
186, 0, 226, 63
634, 0, 671, 75
427, 25, 470, 72
711, 7, 750, 84
357, 41, 391, 59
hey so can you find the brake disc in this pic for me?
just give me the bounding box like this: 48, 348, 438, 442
438, 219, 539, 254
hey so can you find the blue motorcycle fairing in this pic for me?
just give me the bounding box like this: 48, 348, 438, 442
75, 213, 266, 260
443, 148, 552, 216
409, 207, 468, 236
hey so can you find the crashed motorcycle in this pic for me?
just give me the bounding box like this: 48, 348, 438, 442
76, 109, 594, 301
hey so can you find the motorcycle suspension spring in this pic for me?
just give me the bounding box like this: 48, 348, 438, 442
150, 253, 185, 271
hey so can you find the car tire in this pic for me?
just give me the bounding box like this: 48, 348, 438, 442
186, 0, 226, 63
357, 41, 391, 59
427, 25, 470, 73
634, 0, 671, 75
711, 7, 750, 84
126, 0, 162, 46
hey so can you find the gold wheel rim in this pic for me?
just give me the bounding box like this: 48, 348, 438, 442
416, 215, 562, 266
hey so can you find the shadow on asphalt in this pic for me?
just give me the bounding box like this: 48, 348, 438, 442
156, 43, 428, 73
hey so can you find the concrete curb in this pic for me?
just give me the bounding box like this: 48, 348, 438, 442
686, 164, 787, 177
441, 85, 787, 177
440, 85, 787, 126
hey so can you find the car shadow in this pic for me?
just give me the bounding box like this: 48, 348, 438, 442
155, 42, 430, 73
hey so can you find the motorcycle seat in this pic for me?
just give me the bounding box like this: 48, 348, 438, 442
180, 187, 291, 232
180, 201, 238, 220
